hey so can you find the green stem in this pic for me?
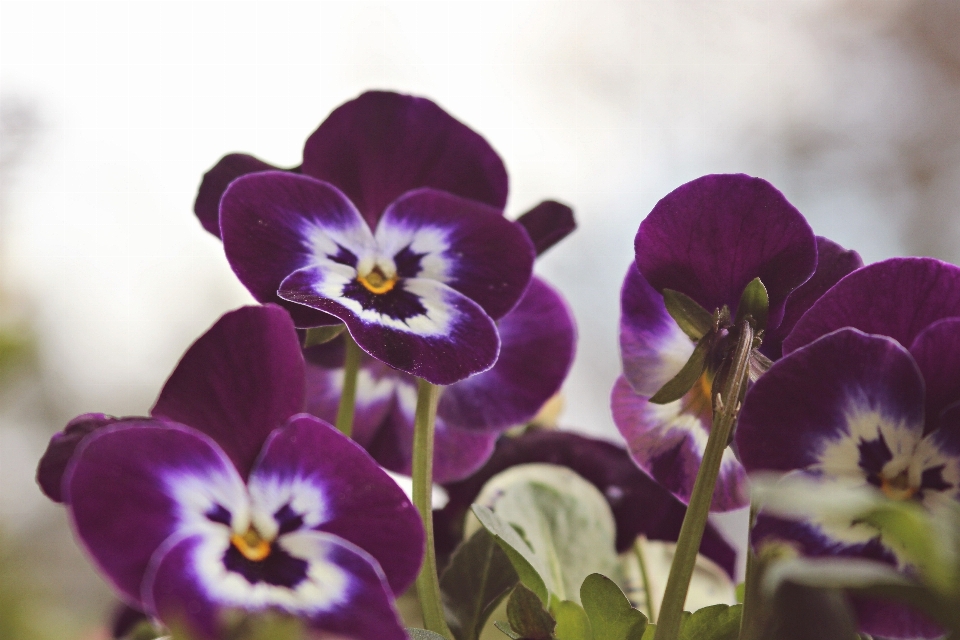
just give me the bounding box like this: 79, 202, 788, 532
739, 505, 760, 640
412, 378, 454, 639
635, 537, 657, 623
334, 334, 362, 438
654, 321, 755, 640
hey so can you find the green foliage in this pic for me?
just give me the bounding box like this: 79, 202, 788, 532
301, 323, 345, 347
441, 527, 519, 640
506, 584, 556, 640
734, 277, 769, 332
552, 600, 591, 640
473, 504, 551, 604
678, 604, 741, 640
409, 629, 453, 640
662, 289, 714, 340
648, 335, 711, 404
580, 573, 647, 640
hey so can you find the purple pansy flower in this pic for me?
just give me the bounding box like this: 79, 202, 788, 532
301, 276, 577, 483
435, 429, 737, 578
613, 174, 859, 512
37, 306, 423, 640
196, 91, 575, 385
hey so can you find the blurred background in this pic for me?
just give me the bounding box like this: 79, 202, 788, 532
4, 1, 960, 637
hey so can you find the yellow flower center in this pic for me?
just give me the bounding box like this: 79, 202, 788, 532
880, 470, 917, 501
357, 266, 397, 294
231, 527, 272, 562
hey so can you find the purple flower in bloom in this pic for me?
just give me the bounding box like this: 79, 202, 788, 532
434, 429, 737, 578
196, 91, 576, 385
612, 174, 860, 511
737, 258, 960, 639
301, 276, 577, 483
37, 306, 423, 640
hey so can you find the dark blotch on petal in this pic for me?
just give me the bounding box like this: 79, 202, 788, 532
515, 200, 576, 256
340, 280, 427, 321
393, 245, 427, 278
436, 429, 736, 577
222, 543, 309, 589
205, 504, 232, 527
920, 465, 952, 493
857, 433, 893, 482
37, 413, 125, 503
275, 503, 306, 535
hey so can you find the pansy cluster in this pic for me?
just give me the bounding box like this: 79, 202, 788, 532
34, 90, 960, 640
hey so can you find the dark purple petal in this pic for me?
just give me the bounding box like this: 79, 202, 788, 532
152, 305, 305, 478
220, 171, 363, 328
144, 531, 407, 640
301, 91, 508, 229
37, 413, 126, 503
250, 415, 423, 595
784, 257, 960, 356
194, 153, 292, 239
438, 277, 576, 431
619, 264, 696, 397
762, 236, 863, 360
612, 376, 748, 512
635, 174, 816, 331
752, 516, 942, 639
111, 604, 148, 639
908, 318, 960, 433
738, 329, 925, 474
65, 422, 244, 606
279, 267, 500, 385
367, 387, 498, 484
515, 200, 576, 256
436, 429, 737, 577
377, 188, 534, 320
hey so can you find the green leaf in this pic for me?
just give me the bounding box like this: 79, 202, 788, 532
553, 600, 593, 640
408, 629, 450, 640
735, 582, 746, 604
471, 464, 620, 603
641, 623, 656, 640
580, 573, 647, 640
734, 277, 769, 332
663, 289, 714, 340
302, 324, 345, 347
493, 621, 521, 639
472, 504, 551, 604
648, 336, 711, 405
678, 604, 741, 640
441, 528, 519, 640
507, 583, 556, 640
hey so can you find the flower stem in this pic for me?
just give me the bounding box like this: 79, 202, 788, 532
334, 333, 362, 438
654, 320, 755, 640
412, 378, 453, 639
634, 537, 657, 623
739, 505, 760, 640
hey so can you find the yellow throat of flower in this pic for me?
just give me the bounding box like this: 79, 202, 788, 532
880, 470, 918, 501
357, 266, 397, 294
231, 527, 272, 562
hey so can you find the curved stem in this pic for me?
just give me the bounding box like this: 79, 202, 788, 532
654, 321, 754, 640
334, 333, 362, 438
634, 537, 657, 623
412, 378, 453, 639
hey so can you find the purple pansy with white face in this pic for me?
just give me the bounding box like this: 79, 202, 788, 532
613, 174, 859, 512
37, 306, 423, 640
301, 276, 577, 483
194, 91, 581, 386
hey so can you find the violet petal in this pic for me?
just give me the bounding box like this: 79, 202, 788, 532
737, 329, 925, 474
762, 236, 863, 360
515, 200, 576, 256
279, 267, 500, 385
144, 531, 407, 640
438, 277, 576, 431
635, 174, 816, 331
377, 188, 534, 320
436, 429, 737, 577
908, 317, 960, 433
301, 91, 508, 229
250, 415, 424, 595
64, 422, 246, 606
152, 305, 305, 478
37, 413, 125, 503
194, 153, 290, 239
784, 257, 960, 356
612, 375, 748, 512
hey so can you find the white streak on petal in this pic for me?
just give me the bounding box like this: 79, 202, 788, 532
307, 221, 376, 266
375, 223, 450, 281
814, 407, 921, 481
622, 318, 695, 397
247, 475, 328, 539
165, 468, 249, 535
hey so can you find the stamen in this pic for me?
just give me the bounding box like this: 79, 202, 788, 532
230, 527, 272, 562
880, 470, 917, 501
357, 266, 397, 294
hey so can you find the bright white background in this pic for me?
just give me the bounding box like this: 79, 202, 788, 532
4, 1, 960, 634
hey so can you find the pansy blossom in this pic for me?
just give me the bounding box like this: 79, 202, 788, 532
613, 174, 859, 511
301, 276, 577, 483
37, 306, 423, 640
